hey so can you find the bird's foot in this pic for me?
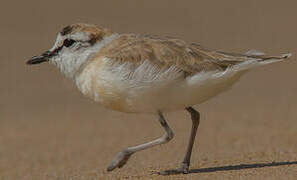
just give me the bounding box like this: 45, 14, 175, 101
158, 163, 189, 175
107, 149, 133, 172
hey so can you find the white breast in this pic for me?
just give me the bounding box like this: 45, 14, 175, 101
75, 57, 247, 113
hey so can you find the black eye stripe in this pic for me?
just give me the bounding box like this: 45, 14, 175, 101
63, 39, 76, 47
47, 39, 76, 57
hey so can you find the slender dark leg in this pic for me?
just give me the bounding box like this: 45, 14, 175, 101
107, 111, 174, 171
160, 106, 200, 175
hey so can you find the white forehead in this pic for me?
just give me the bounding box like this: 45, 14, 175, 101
49, 34, 63, 51
50, 32, 90, 51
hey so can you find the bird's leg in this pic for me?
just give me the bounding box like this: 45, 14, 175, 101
160, 106, 200, 175
107, 111, 174, 172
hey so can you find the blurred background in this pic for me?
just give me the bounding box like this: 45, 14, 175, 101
1, 0, 296, 179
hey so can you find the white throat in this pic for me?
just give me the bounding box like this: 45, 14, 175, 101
53, 33, 119, 79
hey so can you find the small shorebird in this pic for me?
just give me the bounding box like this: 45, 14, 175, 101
27, 23, 292, 174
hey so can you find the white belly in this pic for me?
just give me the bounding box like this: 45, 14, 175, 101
117, 71, 245, 113
75, 58, 246, 113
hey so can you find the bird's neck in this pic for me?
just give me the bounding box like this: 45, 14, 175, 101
56, 33, 119, 79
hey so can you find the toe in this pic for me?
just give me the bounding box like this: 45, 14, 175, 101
158, 163, 190, 175
106, 150, 133, 172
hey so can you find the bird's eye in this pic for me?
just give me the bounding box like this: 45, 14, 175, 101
63, 39, 76, 47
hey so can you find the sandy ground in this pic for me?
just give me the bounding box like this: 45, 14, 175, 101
1, 0, 297, 179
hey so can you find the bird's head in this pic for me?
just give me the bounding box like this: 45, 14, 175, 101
27, 23, 117, 78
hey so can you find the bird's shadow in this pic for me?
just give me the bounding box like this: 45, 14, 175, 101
159, 161, 297, 175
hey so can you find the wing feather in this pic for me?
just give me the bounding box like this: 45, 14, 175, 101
100, 34, 287, 75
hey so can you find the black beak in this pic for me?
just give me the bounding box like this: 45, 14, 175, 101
27, 45, 63, 65
26, 51, 51, 65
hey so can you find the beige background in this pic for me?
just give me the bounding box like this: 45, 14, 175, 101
1, 0, 297, 179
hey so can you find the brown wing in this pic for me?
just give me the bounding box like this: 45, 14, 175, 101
101, 34, 261, 75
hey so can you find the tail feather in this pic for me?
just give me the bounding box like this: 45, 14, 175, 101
245, 49, 265, 56
256, 53, 292, 64
232, 50, 292, 71
246, 49, 292, 63
246, 49, 292, 60
280, 53, 292, 59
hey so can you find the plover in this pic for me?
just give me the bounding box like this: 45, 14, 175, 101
27, 23, 292, 174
